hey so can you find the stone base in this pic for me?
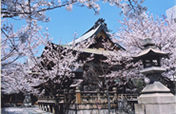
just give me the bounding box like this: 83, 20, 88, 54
138, 94, 176, 104
135, 82, 176, 114
135, 103, 176, 114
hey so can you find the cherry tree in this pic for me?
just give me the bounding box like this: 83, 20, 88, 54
1, 0, 147, 18
1, 20, 50, 66
1, 0, 147, 66
111, 14, 176, 91
26, 42, 83, 113
1, 63, 33, 94
1, 0, 147, 65
1, 0, 147, 95
82, 14, 176, 112
1, 20, 51, 96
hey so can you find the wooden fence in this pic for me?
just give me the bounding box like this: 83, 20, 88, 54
37, 87, 138, 114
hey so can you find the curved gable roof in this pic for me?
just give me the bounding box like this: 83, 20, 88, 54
68, 23, 108, 45
68, 19, 125, 50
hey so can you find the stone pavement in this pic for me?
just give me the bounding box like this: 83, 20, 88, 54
1, 105, 53, 114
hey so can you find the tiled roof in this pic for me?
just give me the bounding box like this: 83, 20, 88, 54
68, 24, 105, 45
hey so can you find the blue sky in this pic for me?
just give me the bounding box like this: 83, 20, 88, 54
41, 0, 175, 44
8, 0, 175, 45
6, 0, 176, 57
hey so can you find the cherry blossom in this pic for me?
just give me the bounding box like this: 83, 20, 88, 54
112, 13, 176, 83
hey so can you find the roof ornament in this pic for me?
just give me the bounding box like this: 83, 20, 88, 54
93, 18, 107, 29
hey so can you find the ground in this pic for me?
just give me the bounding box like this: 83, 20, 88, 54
1, 105, 52, 114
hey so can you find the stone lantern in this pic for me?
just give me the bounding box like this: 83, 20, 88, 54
133, 38, 176, 114
133, 38, 168, 83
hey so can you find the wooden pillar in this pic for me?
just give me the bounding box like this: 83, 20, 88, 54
113, 87, 117, 100
97, 89, 100, 99
52, 105, 55, 114
45, 104, 47, 111
75, 87, 81, 104
41, 104, 43, 110
44, 104, 46, 111
43, 104, 45, 111
39, 104, 41, 110
64, 89, 68, 103
48, 104, 51, 112
41, 104, 44, 110
105, 90, 108, 103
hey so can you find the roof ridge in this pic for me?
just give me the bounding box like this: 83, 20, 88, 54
82, 18, 107, 36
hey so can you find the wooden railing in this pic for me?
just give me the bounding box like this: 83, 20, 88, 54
38, 88, 138, 104
117, 94, 138, 101
38, 96, 55, 100
37, 88, 138, 114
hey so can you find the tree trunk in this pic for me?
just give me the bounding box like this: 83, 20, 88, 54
106, 92, 111, 114
54, 96, 60, 114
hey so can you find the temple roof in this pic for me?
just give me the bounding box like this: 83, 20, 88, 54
67, 18, 125, 50
68, 18, 107, 45
68, 24, 102, 45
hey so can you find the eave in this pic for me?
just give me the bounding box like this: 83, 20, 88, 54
133, 48, 169, 60
61, 45, 117, 56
